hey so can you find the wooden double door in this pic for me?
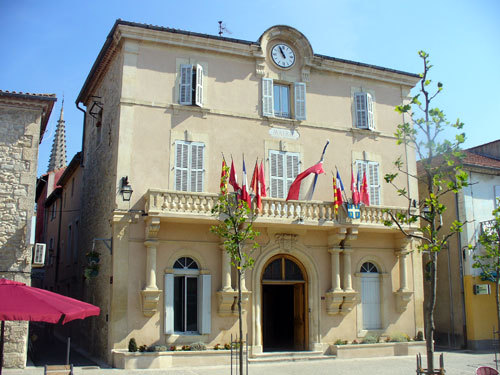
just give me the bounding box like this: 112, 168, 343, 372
261, 255, 307, 351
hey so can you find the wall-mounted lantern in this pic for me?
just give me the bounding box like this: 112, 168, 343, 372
120, 176, 133, 202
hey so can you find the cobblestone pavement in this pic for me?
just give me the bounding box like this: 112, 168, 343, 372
2, 350, 498, 375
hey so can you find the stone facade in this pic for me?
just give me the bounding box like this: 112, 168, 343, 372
0, 90, 56, 368
73, 21, 424, 366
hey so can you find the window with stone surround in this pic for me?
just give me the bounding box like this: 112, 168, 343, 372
353, 92, 375, 130
174, 141, 205, 192
179, 64, 204, 107
269, 150, 300, 198
355, 160, 381, 205
262, 78, 306, 120
164, 257, 211, 335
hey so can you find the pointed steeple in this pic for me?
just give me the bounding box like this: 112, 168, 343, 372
47, 98, 67, 172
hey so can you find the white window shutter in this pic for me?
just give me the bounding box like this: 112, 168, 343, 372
197, 274, 211, 334
262, 78, 274, 117
179, 65, 193, 105
368, 161, 380, 205
175, 142, 189, 191
33, 243, 46, 266
270, 151, 284, 198
165, 273, 174, 334
195, 64, 203, 107
367, 93, 375, 130
286, 153, 300, 195
190, 143, 204, 192
494, 186, 500, 208
294, 82, 306, 120
354, 92, 368, 129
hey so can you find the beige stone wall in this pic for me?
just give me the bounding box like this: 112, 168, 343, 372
0, 102, 43, 368
78, 51, 123, 362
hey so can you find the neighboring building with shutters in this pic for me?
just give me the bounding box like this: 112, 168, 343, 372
73, 20, 424, 366
427, 140, 500, 350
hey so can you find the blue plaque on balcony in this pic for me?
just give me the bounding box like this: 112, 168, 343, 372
347, 204, 360, 219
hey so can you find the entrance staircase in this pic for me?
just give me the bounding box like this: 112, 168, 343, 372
249, 351, 335, 363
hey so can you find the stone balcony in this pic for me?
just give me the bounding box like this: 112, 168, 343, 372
144, 189, 417, 231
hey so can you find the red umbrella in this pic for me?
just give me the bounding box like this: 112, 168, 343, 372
0, 279, 100, 374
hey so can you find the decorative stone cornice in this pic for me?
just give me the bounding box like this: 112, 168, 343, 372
217, 290, 251, 316
275, 233, 298, 251
141, 289, 162, 317
394, 290, 413, 313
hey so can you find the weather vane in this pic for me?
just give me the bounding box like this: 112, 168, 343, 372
218, 21, 232, 37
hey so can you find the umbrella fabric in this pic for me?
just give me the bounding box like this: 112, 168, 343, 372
0, 279, 99, 324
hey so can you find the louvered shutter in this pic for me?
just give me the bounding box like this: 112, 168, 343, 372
294, 82, 306, 120
367, 93, 375, 130
165, 273, 174, 334
356, 160, 367, 184
190, 143, 204, 192
197, 274, 211, 334
286, 153, 300, 195
270, 151, 284, 198
262, 78, 274, 117
354, 92, 368, 129
175, 142, 189, 191
195, 64, 203, 107
179, 65, 193, 105
368, 161, 380, 205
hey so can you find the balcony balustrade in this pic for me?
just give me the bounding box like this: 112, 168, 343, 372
144, 189, 415, 229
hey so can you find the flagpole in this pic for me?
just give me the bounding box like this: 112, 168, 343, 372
309, 140, 330, 199
335, 165, 349, 203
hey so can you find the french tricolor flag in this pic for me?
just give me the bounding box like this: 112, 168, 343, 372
286, 141, 329, 201
241, 158, 252, 207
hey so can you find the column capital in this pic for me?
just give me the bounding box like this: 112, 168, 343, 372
328, 247, 343, 254
327, 228, 347, 247
342, 247, 354, 254
144, 239, 159, 248
145, 217, 161, 239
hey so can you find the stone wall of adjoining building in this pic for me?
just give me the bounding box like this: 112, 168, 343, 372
0, 103, 43, 368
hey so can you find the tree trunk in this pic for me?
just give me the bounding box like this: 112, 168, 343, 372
426, 251, 438, 373
237, 264, 243, 375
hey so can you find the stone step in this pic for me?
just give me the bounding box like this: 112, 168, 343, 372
249, 351, 336, 363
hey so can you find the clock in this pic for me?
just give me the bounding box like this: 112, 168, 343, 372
271, 43, 295, 68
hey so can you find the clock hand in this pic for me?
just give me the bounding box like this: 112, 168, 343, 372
279, 46, 286, 59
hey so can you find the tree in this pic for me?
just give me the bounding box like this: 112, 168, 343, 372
471, 200, 500, 348
383, 51, 468, 373
211, 163, 259, 375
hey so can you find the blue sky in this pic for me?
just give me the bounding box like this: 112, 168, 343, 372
1, 0, 499, 176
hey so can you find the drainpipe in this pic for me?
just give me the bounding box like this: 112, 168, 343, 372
76, 103, 86, 167
456, 191, 468, 348
55, 192, 63, 284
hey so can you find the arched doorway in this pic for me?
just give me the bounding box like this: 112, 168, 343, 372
261, 255, 307, 351
360, 262, 381, 330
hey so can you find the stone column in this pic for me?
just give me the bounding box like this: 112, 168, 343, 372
328, 247, 343, 292
343, 247, 354, 292
397, 251, 409, 292
221, 246, 233, 291
145, 240, 158, 290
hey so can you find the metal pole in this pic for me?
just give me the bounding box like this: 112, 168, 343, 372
1, 321, 5, 375
66, 337, 70, 365
231, 333, 233, 375
246, 333, 248, 375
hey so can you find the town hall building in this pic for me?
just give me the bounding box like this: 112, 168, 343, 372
73, 20, 424, 365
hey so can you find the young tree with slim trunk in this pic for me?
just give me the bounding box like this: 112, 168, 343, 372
383, 51, 468, 373
471, 201, 500, 348
211, 162, 259, 375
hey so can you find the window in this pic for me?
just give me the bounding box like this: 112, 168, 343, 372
495, 186, 500, 208
179, 64, 203, 107
354, 92, 374, 130
355, 160, 380, 205
262, 78, 306, 120
174, 141, 204, 192
50, 201, 57, 221
269, 150, 300, 198
360, 262, 381, 330
165, 257, 211, 334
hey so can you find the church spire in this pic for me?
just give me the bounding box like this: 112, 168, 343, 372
47, 98, 67, 172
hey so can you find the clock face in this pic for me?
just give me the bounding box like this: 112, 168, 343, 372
271, 44, 296, 68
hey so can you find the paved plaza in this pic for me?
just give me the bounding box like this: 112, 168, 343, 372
2, 350, 498, 375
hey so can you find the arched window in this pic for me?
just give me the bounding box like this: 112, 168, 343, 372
165, 257, 211, 335
360, 262, 381, 329
262, 256, 305, 282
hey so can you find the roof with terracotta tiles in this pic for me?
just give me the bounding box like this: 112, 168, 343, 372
463, 150, 500, 170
